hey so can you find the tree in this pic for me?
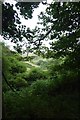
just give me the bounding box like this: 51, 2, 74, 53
2, 2, 40, 42
37, 2, 80, 70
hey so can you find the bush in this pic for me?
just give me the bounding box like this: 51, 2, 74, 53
9, 57, 26, 74
26, 68, 48, 81
29, 79, 64, 96
13, 53, 22, 61
36, 60, 44, 66
9, 77, 28, 90
36, 60, 48, 69
3, 72, 28, 91
15, 78, 28, 89
4, 86, 79, 119
30, 80, 51, 95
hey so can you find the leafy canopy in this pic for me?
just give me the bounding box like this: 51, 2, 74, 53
2, 2, 40, 42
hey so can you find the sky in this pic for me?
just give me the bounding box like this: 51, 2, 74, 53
19, 0, 53, 29
0, 0, 53, 50
19, 3, 47, 29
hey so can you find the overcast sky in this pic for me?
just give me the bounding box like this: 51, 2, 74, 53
0, 0, 53, 50
20, 3, 46, 29
19, 0, 53, 29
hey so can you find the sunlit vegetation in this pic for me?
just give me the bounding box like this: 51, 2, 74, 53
2, 42, 79, 119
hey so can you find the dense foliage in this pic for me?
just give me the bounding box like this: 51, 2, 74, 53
2, 1, 80, 119
2, 2, 39, 41
2, 42, 79, 119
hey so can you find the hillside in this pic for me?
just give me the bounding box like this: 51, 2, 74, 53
2, 43, 79, 119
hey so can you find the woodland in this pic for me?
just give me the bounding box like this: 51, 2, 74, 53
1, 1, 80, 119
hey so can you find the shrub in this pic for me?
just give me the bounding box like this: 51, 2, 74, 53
30, 80, 51, 95
9, 77, 28, 90
36, 60, 48, 69
26, 68, 47, 81
14, 77, 28, 89
9, 57, 26, 74
36, 60, 44, 66
29, 79, 64, 96
13, 53, 22, 61
4, 86, 79, 119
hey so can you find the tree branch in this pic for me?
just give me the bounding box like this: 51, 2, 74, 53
35, 26, 54, 48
